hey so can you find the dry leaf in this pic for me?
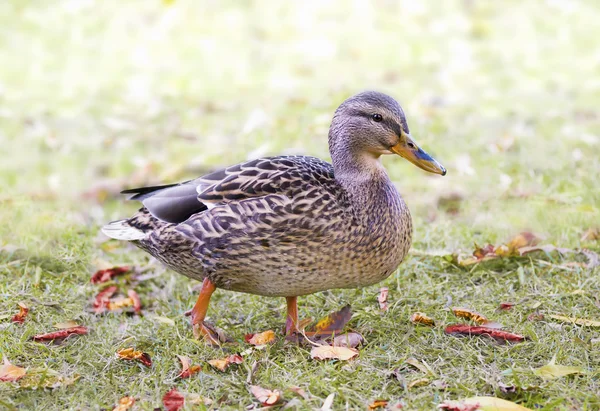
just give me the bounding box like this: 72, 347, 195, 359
117, 348, 152, 367
498, 302, 515, 311
244, 330, 276, 346
452, 307, 502, 328
408, 377, 429, 389
321, 393, 335, 411
17, 369, 80, 389
207, 354, 243, 371
405, 358, 433, 375
332, 332, 364, 348
176, 355, 201, 379
506, 232, 539, 251
163, 388, 185, 411
378, 287, 389, 311
288, 386, 308, 400
11, 302, 29, 324
533, 356, 585, 379
0, 358, 26, 382
444, 324, 527, 343
410, 312, 435, 326
368, 399, 389, 410
310, 305, 352, 336
250, 385, 282, 406
54, 320, 79, 329
90, 266, 131, 284
194, 322, 231, 345
112, 396, 135, 411
31, 326, 88, 342
310, 345, 358, 361
107, 296, 135, 311
548, 314, 600, 327
93, 285, 118, 314
127, 289, 142, 314
581, 228, 599, 241
527, 312, 544, 321
439, 397, 532, 410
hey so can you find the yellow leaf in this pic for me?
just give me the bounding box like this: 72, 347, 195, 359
54, 320, 79, 329
245, 330, 276, 346
533, 356, 585, 379
548, 314, 600, 327
463, 397, 532, 410
310, 345, 358, 361
0, 358, 26, 382
408, 377, 429, 389
410, 312, 435, 326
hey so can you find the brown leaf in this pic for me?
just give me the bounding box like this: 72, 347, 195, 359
368, 399, 389, 410
451, 307, 502, 328
378, 287, 389, 311
93, 285, 118, 314
473, 244, 496, 260
244, 330, 276, 346
444, 324, 526, 343
310, 305, 352, 336
498, 302, 515, 311
250, 385, 282, 406
310, 345, 358, 361
117, 348, 152, 367
163, 388, 185, 411
11, 302, 29, 324
0, 358, 26, 382
288, 386, 308, 400
176, 355, 201, 379
112, 396, 136, 411
410, 312, 435, 326
581, 228, 599, 241
194, 322, 231, 345
31, 326, 88, 342
90, 266, 131, 284
527, 312, 544, 321
207, 354, 243, 371
507, 232, 540, 251
127, 289, 142, 314
437, 400, 481, 411
332, 332, 364, 348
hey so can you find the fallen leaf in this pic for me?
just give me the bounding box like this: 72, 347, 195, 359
368, 399, 389, 410
378, 287, 389, 311
498, 302, 515, 311
527, 312, 544, 321
107, 296, 135, 311
410, 312, 435, 326
310, 305, 352, 336
581, 228, 599, 241
244, 330, 276, 346
194, 321, 231, 345
31, 326, 88, 342
11, 302, 29, 324
321, 393, 335, 411
117, 348, 152, 367
310, 345, 358, 361
332, 332, 364, 348
548, 314, 600, 327
452, 307, 502, 328
444, 324, 527, 343
405, 358, 433, 375
507, 232, 540, 251
127, 289, 142, 314
93, 285, 118, 314
439, 397, 532, 411
187, 394, 213, 406
150, 315, 175, 325
408, 377, 429, 389
176, 355, 201, 379
250, 385, 282, 406
17, 368, 80, 389
473, 243, 496, 260
54, 320, 79, 329
163, 388, 185, 411
533, 356, 585, 379
288, 386, 308, 400
0, 358, 26, 382
112, 396, 135, 411
90, 266, 131, 284
207, 354, 243, 371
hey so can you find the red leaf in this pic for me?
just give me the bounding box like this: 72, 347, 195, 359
444, 324, 527, 343
163, 388, 185, 411
90, 266, 131, 284
176, 355, 201, 379
498, 302, 515, 311
127, 289, 142, 314
31, 326, 89, 342
11, 302, 29, 324
93, 285, 118, 314
378, 287, 389, 311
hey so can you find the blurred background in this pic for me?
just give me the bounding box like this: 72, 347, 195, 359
1, 0, 598, 254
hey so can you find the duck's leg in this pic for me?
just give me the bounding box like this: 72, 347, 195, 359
285, 296, 299, 335
189, 277, 217, 341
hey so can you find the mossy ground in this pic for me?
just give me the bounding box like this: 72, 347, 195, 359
1, 1, 599, 409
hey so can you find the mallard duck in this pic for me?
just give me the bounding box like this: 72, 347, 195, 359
102, 91, 446, 339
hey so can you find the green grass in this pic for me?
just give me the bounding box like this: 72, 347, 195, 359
1, 0, 599, 409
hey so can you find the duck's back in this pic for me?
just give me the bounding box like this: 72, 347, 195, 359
104, 155, 411, 296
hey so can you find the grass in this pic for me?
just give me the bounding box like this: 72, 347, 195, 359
1, 0, 599, 409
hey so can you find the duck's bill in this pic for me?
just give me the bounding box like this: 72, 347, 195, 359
390, 136, 446, 176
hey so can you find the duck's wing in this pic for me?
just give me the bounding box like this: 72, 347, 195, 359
121, 156, 336, 224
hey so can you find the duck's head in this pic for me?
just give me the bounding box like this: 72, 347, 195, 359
329, 91, 446, 176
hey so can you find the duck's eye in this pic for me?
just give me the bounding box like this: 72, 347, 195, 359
371, 113, 383, 122
407, 142, 415, 149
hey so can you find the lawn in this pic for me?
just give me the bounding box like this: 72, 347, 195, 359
1, 1, 599, 409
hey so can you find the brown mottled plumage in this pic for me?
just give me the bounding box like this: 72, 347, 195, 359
102, 91, 446, 334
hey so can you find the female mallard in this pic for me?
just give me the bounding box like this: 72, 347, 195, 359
102, 91, 446, 339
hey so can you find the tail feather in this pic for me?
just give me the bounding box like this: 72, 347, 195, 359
102, 219, 147, 241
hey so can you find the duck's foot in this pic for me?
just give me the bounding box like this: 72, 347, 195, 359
188, 277, 218, 342
285, 296, 299, 335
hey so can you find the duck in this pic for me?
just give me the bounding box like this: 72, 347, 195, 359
102, 91, 446, 340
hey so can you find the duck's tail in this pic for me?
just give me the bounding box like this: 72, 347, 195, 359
101, 219, 147, 241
